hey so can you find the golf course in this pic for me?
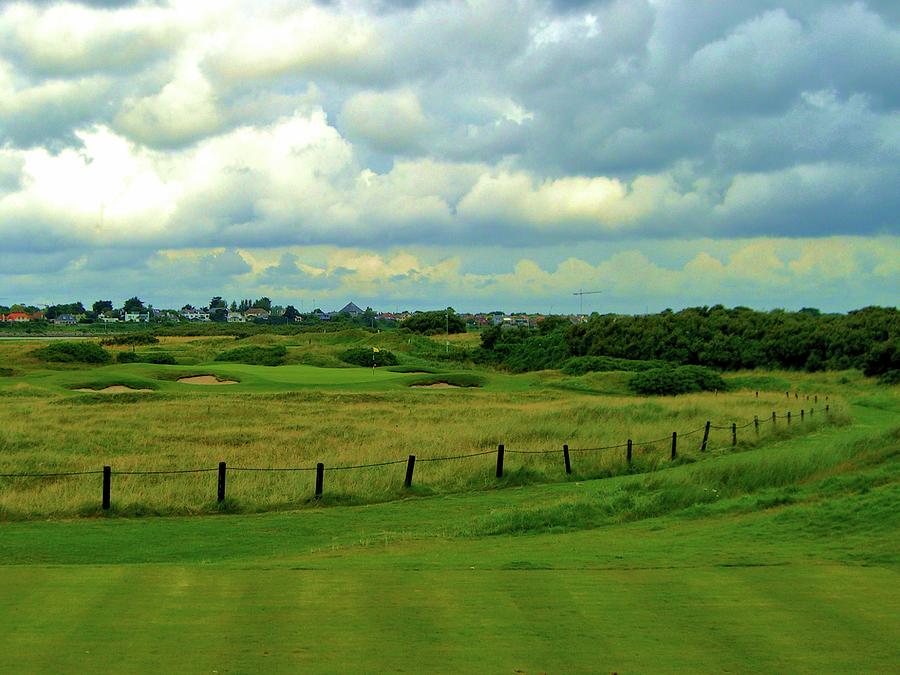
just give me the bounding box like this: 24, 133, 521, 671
1, 332, 898, 672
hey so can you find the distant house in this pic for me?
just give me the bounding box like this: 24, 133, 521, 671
244, 308, 270, 321
53, 314, 78, 325
3, 312, 32, 323
180, 307, 210, 321
98, 314, 120, 323
338, 302, 363, 317
227, 311, 245, 323
123, 312, 149, 323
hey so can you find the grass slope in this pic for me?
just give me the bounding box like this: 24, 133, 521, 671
0, 391, 897, 673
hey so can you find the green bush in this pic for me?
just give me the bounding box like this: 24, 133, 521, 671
32, 342, 111, 364
101, 334, 159, 347
215, 345, 287, 366
117, 351, 139, 363
562, 355, 667, 375
877, 369, 900, 385
340, 347, 399, 367
629, 366, 726, 396
402, 310, 466, 335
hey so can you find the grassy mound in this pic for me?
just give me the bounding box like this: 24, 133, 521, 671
386, 365, 441, 374
117, 351, 176, 365
215, 345, 287, 366
562, 355, 668, 375
408, 373, 485, 388
629, 366, 726, 395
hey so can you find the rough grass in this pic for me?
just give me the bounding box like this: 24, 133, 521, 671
0, 378, 844, 518
0, 338, 862, 518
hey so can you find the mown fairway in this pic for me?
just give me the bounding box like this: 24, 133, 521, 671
0, 335, 897, 672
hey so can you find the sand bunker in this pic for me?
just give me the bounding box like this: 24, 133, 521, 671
177, 375, 238, 385
76, 386, 154, 393
410, 382, 459, 388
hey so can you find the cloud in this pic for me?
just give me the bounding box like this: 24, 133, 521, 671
338, 89, 428, 154
0, 0, 896, 311
0, 2, 179, 76
114, 55, 224, 147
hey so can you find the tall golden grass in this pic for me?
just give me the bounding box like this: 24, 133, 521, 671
0, 385, 843, 518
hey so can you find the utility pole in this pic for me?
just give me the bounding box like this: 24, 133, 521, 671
572, 289, 602, 316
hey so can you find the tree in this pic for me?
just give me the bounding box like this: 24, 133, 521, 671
254, 297, 272, 311
123, 297, 145, 313
93, 300, 113, 314
209, 296, 226, 309
402, 309, 466, 335
283, 305, 300, 322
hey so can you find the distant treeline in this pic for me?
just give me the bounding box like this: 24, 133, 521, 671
477, 306, 900, 381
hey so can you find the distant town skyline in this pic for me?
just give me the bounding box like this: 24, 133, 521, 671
1, 1, 897, 313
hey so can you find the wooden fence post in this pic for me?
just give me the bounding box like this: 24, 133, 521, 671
626, 439, 633, 464
801, 409, 805, 422
787, 411, 792, 425
671, 432, 677, 460
496, 444, 505, 478
700, 421, 711, 452
732, 422, 737, 447
772, 411, 776, 425
217, 462, 226, 502
404, 455, 416, 488
754, 416, 759, 435
102, 465, 111, 510
815, 395, 818, 403
563, 444, 571, 475
315, 463, 324, 498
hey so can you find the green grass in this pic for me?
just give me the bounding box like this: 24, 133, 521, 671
0, 389, 897, 672
0, 335, 897, 672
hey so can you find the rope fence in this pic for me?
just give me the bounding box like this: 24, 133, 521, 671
0, 402, 835, 510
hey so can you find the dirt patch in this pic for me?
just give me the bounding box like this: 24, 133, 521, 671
410, 382, 459, 388
177, 375, 238, 385
76, 386, 154, 393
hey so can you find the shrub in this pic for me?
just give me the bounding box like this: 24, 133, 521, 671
402, 310, 466, 335
32, 342, 111, 364
101, 334, 159, 347
117, 351, 139, 363
629, 366, 726, 396
878, 369, 900, 385
340, 347, 399, 367
215, 345, 287, 366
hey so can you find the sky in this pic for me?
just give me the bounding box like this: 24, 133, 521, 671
0, 0, 897, 314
